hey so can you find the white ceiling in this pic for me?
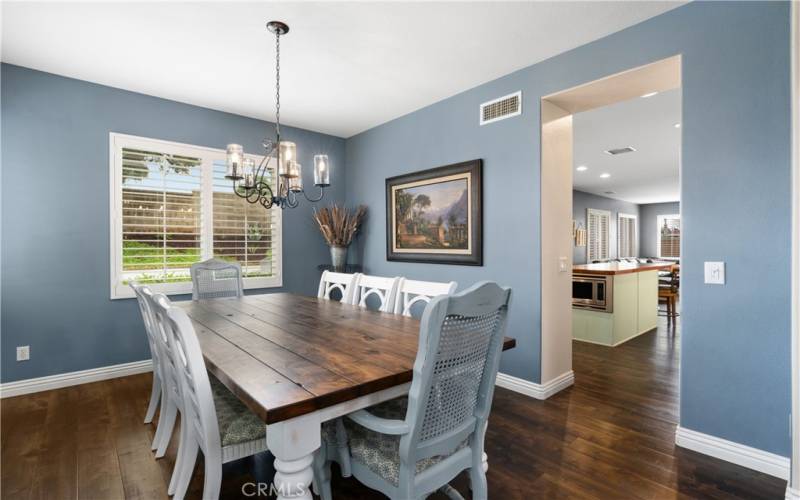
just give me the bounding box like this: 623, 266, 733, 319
2, 1, 683, 138
573, 88, 681, 204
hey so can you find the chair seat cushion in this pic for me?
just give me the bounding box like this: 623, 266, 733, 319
210, 376, 265, 447
345, 397, 465, 486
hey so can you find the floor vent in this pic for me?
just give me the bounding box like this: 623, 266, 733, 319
480, 91, 521, 125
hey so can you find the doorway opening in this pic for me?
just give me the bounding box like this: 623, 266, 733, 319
540, 56, 682, 422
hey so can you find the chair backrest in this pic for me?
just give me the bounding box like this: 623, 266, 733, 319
400, 281, 511, 468
353, 274, 400, 312
151, 293, 221, 455
190, 258, 244, 300
130, 282, 160, 365
317, 270, 361, 303
143, 289, 182, 412
667, 266, 680, 292
393, 278, 457, 317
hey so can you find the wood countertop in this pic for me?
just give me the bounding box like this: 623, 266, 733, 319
573, 261, 676, 276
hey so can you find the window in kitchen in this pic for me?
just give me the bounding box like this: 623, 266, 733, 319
657, 214, 680, 259
586, 208, 610, 262
109, 133, 282, 299
618, 213, 637, 258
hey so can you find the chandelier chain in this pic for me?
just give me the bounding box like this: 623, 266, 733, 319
275, 30, 281, 140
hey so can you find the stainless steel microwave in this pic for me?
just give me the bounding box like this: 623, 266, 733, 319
572, 274, 613, 312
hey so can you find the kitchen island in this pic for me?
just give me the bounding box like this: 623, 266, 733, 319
572, 261, 674, 346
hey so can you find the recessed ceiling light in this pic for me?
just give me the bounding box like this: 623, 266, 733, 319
576, 165, 588, 172
600, 173, 611, 179
674, 123, 681, 128
640, 91, 658, 98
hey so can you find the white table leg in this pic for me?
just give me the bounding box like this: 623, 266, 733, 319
267, 412, 321, 500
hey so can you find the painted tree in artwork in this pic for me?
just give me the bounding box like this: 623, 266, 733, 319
395, 191, 414, 222
411, 194, 431, 233
413, 194, 431, 214
447, 213, 457, 229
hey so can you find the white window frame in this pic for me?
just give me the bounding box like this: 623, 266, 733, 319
586, 208, 611, 262
109, 133, 283, 299
617, 212, 638, 258
656, 213, 681, 260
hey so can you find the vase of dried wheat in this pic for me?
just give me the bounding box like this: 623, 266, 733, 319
313, 204, 367, 272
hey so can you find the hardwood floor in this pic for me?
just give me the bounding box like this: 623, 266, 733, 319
1, 313, 787, 499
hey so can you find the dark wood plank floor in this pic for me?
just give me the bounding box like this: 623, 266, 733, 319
1, 313, 787, 499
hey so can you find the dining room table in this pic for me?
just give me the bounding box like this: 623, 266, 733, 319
175, 292, 516, 500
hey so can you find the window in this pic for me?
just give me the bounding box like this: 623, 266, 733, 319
618, 213, 637, 258
586, 208, 610, 262
110, 133, 282, 298
657, 214, 680, 259
211, 160, 277, 279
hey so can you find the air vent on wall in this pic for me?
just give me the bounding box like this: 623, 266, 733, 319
480, 91, 522, 125
604, 146, 637, 156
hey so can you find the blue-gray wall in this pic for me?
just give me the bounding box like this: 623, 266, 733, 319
572, 190, 641, 264
0, 64, 346, 383
640, 201, 681, 258
344, 2, 791, 456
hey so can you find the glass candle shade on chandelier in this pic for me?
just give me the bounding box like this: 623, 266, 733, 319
225, 21, 330, 209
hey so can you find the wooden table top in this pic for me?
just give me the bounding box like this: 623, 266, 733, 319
573, 261, 676, 276
177, 293, 516, 425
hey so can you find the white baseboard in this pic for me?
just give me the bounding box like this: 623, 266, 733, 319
0, 359, 153, 398
496, 370, 574, 400
675, 426, 790, 480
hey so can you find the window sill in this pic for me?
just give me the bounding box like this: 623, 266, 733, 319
110, 276, 283, 300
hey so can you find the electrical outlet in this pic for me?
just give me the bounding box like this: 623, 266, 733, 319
16, 346, 30, 361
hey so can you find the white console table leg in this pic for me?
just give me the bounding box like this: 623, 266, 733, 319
267, 412, 321, 500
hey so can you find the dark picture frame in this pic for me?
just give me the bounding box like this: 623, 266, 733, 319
385, 159, 482, 266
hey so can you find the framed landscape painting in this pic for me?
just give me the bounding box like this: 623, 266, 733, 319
386, 159, 482, 265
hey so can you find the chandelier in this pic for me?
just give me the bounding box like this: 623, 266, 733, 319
224, 21, 329, 209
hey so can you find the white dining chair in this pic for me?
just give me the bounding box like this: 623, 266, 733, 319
150, 293, 269, 500
314, 281, 512, 500
393, 278, 458, 317
352, 274, 401, 312
318, 273, 401, 482
129, 282, 163, 430
317, 270, 361, 303
190, 258, 244, 300
142, 287, 185, 460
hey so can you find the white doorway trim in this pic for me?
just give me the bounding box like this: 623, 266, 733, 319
788, 2, 799, 499
538, 55, 681, 392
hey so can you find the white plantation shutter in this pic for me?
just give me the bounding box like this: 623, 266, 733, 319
121, 148, 202, 286
657, 214, 680, 258
212, 160, 280, 278
587, 209, 610, 262
618, 213, 637, 258
111, 134, 282, 298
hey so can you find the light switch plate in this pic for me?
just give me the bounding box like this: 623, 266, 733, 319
558, 257, 568, 273
704, 261, 725, 284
